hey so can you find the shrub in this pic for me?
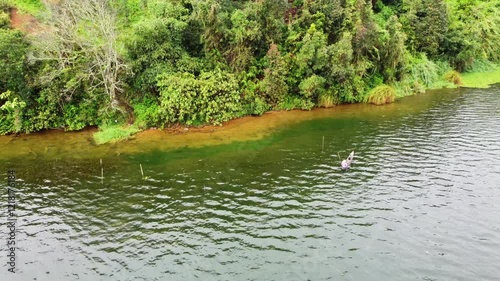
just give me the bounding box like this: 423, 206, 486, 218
63, 100, 100, 131
276, 96, 314, 111
464, 59, 498, 73
132, 97, 161, 128
157, 70, 242, 125
434, 60, 452, 76
260, 44, 289, 107
240, 94, 269, 116
2, 0, 43, 14
364, 84, 396, 105
299, 74, 325, 99
443, 70, 462, 85
0, 90, 25, 134
409, 53, 439, 87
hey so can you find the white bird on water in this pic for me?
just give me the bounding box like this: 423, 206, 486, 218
339, 151, 355, 169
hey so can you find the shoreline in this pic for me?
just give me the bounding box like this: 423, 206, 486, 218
91, 69, 500, 144
3, 4, 499, 143
2, 74, 499, 144
0, 84, 495, 161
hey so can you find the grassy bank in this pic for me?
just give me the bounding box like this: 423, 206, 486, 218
93, 124, 140, 145
461, 69, 500, 88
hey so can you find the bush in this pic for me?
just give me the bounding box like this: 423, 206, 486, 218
4, 0, 44, 14
409, 53, 439, 87
62, 100, 101, 131
276, 95, 314, 111
443, 70, 462, 85
157, 70, 243, 125
299, 74, 325, 99
364, 84, 396, 105
0, 90, 25, 134
29, 89, 64, 131
240, 93, 269, 116
132, 97, 161, 128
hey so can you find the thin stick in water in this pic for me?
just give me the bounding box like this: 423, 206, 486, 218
322, 136, 325, 151
100, 158, 103, 183
140, 164, 144, 178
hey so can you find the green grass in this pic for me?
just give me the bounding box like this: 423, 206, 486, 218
93, 124, 141, 145
318, 93, 338, 108
364, 85, 397, 105
461, 69, 500, 88
428, 80, 458, 90
4, 0, 44, 14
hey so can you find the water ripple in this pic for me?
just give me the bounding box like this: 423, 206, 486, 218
1, 87, 500, 280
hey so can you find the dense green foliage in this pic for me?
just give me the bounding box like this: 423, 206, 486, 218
157, 70, 242, 125
0, 0, 499, 136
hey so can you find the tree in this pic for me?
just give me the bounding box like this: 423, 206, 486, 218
34, 0, 128, 111
351, 0, 380, 68
226, 7, 261, 71
125, 17, 187, 93
402, 0, 448, 57
260, 43, 288, 106
191, 0, 231, 56
308, 0, 348, 44
0, 29, 31, 97
327, 32, 365, 103
380, 15, 407, 81
0, 28, 32, 134
295, 23, 329, 78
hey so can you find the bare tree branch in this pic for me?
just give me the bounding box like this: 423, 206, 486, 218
33, 0, 128, 105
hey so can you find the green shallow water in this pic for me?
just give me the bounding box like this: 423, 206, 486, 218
1, 85, 500, 280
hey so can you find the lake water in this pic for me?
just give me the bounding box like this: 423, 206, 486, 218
1, 85, 499, 280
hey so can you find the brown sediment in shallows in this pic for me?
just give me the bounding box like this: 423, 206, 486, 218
0, 89, 443, 160
0, 108, 349, 160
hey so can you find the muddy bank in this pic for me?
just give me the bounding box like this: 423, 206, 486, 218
9, 8, 41, 33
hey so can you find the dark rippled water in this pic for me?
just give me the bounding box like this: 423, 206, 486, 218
1, 86, 500, 280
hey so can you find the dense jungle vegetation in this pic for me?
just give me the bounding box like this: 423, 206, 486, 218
0, 0, 499, 138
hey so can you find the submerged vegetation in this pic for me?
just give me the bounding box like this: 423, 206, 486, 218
0, 0, 499, 141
